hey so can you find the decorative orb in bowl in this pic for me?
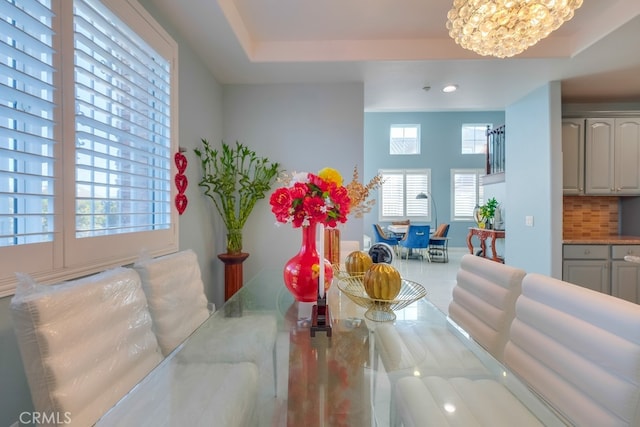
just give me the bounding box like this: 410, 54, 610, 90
336, 273, 426, 322
345, 250, 373, 277
363, 263, 401, 300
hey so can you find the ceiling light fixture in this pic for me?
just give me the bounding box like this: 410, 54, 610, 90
442, 84, 458, 93
446, 0, 584, 58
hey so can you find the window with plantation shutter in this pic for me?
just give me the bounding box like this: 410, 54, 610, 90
379, 169, 430, 221
452, 169, 484, 221
0, 0, 178, 296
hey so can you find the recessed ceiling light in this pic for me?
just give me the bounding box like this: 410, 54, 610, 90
442, 85, 458, 93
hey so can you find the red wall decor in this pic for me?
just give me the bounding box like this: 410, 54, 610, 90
174, 152, 188, 215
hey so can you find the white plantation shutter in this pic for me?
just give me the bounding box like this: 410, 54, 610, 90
380, 169, 430, 221
452, 169, 484, 220
73, 0, 172, 238
381, 172, 404, 217
0, 0, 55, 247
406, 172, 429, 217
0, 0, 178, 296
0, 0, 59, 292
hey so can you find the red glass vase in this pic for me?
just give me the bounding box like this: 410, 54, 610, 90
284, 223, 333, 302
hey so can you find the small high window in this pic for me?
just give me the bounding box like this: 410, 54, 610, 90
390, 125, 420, 155
462, 124, 491, 154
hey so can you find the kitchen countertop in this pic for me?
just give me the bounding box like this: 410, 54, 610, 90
563, 236, 640, 244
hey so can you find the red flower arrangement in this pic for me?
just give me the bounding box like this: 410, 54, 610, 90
270, 168, 351, 228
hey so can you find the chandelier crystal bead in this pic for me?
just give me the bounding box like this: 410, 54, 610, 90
446, 0, 583, 58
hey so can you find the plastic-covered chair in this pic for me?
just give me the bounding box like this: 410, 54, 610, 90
428, 223, 450, 263
372, 224, 399, 252
10, 269, 165, 427
134, 250, 277, 397
398, 224, 431, 261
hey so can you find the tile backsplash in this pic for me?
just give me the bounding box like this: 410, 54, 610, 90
563, 196, 619, 239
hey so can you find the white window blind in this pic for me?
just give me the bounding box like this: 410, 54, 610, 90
452, 169, 484, 220
406, 173, 429, 217
0, 0, 56, 247
379, 169, 430, 221
74, 0, 171, 238
0, 0, 178, 297
380, 172, 404, 217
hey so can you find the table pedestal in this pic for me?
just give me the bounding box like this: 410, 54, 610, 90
467, 227, 505, 263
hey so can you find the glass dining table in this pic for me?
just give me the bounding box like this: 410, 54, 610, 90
96, 268, 567, 426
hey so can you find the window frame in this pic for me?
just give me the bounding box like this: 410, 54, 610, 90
0, 0, 179, 297
378, 168, 431, 222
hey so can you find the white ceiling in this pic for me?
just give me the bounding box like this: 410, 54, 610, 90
146, 0, 640, 111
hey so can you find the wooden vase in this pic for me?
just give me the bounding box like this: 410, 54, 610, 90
324, 228, 341, 265
218, 252, 249, 301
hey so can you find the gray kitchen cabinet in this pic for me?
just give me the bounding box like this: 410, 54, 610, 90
585, 118, 615, 194
611, 261, 640, 303
563, 244, 640, 303
562, 244, 610, 294
611, 245, 640, 303
585, 118, 640, 195
614, 117, 640, 194
562, 118, 585, 195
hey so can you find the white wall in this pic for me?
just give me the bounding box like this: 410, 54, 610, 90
175, 47, 224, 304
505, 81, 563, 277
221, 83, 365, 282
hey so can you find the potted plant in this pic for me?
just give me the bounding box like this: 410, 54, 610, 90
195, 139, 281, 253
478, 197, 499, 229
195, 139, 280, 299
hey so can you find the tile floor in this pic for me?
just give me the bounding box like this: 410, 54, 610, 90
390, 246, 467, 314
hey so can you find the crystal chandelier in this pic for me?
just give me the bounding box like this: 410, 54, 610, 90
446, 0, 584, 58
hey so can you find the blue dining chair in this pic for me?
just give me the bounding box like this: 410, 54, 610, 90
372, 224, 399, 254
398, 224, 431, 261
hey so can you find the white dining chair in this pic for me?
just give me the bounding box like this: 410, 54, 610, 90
504, 273, 640, 426
378, 254, 526, 425
448, 254, 526, 361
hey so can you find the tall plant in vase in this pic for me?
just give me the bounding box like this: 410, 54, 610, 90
195, 139, 280, 299
195, 139, 281, 254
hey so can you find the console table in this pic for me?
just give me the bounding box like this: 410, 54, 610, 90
467, 227, 505, 263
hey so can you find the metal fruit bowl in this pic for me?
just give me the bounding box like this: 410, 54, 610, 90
335, 269, 427, 321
